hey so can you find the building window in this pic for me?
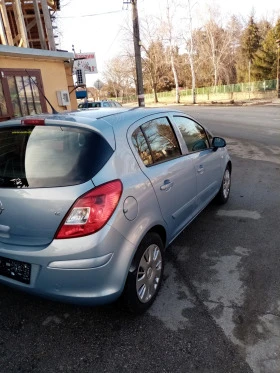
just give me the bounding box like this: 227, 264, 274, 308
0, 79, 8, 117
0, 69, 47, 121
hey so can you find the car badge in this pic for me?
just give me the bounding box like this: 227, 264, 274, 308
0, 201, 4, 215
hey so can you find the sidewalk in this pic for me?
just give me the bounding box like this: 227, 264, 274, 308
123, 98, 280, 108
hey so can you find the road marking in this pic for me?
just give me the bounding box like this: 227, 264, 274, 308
217, 210, 261, 220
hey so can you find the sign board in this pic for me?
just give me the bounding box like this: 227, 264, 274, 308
94, 80, 104, 90
76, 90, 87, 99
73, 52, 98, 74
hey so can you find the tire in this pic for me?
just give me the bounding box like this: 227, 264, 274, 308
215, 165, 231, 204
122, 232, 164, 314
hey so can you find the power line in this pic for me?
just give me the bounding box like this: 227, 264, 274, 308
104, 27, 123, 56
57, 10, 125, 19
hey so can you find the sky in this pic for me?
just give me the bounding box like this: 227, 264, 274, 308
56, 0, 280, 86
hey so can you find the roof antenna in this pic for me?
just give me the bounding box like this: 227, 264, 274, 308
25, 70, 58, 114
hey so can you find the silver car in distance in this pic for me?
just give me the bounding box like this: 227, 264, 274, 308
0, 108, 231, 313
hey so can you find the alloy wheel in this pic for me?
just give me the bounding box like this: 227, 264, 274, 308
136, 243, 163, 303
222, 169, 231, 199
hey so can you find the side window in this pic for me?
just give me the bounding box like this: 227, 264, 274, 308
142, 117, 181, 164
173, 116, 209, 152
132, 127, 153, 166
102, 102, 110, 107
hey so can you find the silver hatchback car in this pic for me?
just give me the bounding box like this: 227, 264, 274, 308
0, 108, 231, 313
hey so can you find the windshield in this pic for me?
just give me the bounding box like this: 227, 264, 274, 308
0, 126, 113, 188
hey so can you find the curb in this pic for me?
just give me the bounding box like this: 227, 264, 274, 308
123, 99, 280, 108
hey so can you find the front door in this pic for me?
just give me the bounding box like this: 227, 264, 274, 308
171, 115, 222, 211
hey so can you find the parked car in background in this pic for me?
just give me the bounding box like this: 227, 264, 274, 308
78, 100, 122, 109
0, 108, 231, 313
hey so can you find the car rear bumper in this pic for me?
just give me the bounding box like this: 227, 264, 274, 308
0, 226, 135, 305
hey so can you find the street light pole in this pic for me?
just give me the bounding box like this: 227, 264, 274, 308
131, 0, 145, 107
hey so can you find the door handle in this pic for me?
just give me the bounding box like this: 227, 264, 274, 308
196, 165, 204, 174
160, 179, 174, 191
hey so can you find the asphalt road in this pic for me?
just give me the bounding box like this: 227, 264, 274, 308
173, 104, 280, 147
1, 105, 279, 373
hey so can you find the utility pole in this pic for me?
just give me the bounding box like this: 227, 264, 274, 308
124, 0, 145, 107
276, 39, 280, 99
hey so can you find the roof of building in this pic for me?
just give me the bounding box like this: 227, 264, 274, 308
0, 45, 74, 61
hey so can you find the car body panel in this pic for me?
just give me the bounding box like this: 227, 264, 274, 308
0, 181, 94, 246
126, 113, 198, 242
0, 224, 135, 304
192, 148, 222, 209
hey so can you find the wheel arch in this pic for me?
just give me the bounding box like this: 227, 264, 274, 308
147, 225, 167, 249
128, 225, 166, 273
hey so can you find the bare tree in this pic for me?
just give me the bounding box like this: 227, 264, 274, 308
198, 6, 238, 87
139, 15, 169, 102
159, 0, 181, 103
180, 0, 197, 103
102, 56, 135, 101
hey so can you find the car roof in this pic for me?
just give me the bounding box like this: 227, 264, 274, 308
3, 107, 181, 125
0, 107, 195, 150
69, 107, 185, 128
0, 107, 191, 139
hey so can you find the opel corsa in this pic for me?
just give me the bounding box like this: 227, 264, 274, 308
0, 108, 231, 313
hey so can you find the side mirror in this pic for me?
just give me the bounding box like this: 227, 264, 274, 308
212, 137, 226, 150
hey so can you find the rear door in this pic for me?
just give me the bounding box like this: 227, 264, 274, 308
0, 123, 113, 246
129, 115, 197, 240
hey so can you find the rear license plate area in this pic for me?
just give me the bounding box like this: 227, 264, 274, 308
0, 256, 31, 284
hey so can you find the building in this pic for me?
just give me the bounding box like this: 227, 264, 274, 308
0, 0, 76, 121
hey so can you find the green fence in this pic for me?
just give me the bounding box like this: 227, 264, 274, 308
118, 79, 277, 103
179, 79, 277, 96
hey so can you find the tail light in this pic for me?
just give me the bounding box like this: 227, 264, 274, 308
21, 119, 45, 125
55, 180, 123, 239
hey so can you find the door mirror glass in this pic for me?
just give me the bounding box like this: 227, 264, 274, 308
212, 137, 226, 148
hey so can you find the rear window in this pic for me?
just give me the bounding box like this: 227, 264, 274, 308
0, 126, 113, 188
89, 102, 101, 108
78, 102, 101, 108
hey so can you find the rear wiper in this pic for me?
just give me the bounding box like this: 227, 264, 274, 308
25, 70, 58, 114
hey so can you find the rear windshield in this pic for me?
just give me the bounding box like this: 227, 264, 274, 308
0, 125, 113, 188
